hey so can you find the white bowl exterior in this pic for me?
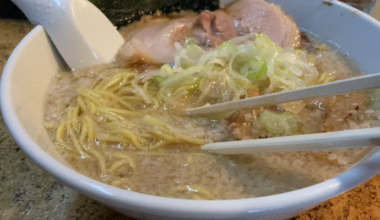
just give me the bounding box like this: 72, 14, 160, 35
2, 1, 380, 219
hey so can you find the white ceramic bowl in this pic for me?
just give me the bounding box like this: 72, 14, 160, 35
2, 0, 380, 219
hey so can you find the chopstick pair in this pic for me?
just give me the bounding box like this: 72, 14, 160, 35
186, 73, 380, 154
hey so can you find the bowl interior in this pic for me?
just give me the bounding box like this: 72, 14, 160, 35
2, 0, 380, 219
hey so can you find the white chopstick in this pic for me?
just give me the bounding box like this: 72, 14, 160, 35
187, 73, 380, 115
201, 128, 380, 154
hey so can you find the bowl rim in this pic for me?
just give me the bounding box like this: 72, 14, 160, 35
2, 1, 380, 218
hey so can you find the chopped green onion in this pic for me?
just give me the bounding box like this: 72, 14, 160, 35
154, 76, 166, 86
371, 89, 380, 111
240, 59, 267, 80
253, 34, 282, 61
174, 83, 198, 95
159, 64, 174, 77
234, 78, 257, 89
181, 45, 204, 68
218, 42, 238, 53
258, 110, 298, 135
184, 38, 199, 48
199, 72, 228, 98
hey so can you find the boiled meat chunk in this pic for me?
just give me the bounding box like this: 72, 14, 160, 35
225, 0, 300, 48
117, 17, 197, 65
196, 10, 237, 46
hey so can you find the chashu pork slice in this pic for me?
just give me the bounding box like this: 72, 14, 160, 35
196, 9, 238, 46
225, 0, 300, 48
117, 16, 197, 65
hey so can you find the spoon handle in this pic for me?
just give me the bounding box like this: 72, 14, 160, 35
11, 0, 124, 69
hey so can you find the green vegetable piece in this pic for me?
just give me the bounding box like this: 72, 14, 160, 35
181, 44, 204, 68
234, 78, 257, 89
185, 38, 199, 48
240, 59, 268, 80
370, 89, 380, 111
218, 42, 238, 53
154, 76, 166, 86
174, 83, 198, 95
159, 64, 173, 77
253, 34, 282, 61
199, 72, 228, 98
258, 110, 298, 135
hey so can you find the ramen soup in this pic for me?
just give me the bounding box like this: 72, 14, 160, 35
44, 0, 380, 200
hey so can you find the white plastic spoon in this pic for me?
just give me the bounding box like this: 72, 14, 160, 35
12, 0, 125, 70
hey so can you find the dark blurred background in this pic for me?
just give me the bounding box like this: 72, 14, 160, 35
0, 0, 374, 27
0, 0, 219, 27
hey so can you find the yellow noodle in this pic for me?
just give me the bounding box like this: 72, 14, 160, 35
85, 99, 97, 115
159, 126, 173, 134
100, 76, 122, 91
103, 123, 125, 131
110, 178, 132, 190
96, 135, 126, 143
97, 108, 125, 120
139, 107, 161, 114
79, 119, 88, 145
139, 133, 155, 139
84, 116, 95, 141
77, 89, 102, 103
88, 79, 102, 89
149, 140, 169, 150
56, 120, 67, 144
110, 158, 137, 174
98, 112, 121, 122
111, 129, 143, 150
109, 151, 132, 159
116, 86, 136, 96
103, 121, 138, 131
94, 90, 135, 111
77, 96, 87, 113
111, 179, 122, 187
71, 107, 80, 132
99, 106, 142, 117
121, 96, 144, 101
87, 148, 107, 174
95, 73, 123, 90
107, 83, 124, 93
136, 136, 150, 144
168, 185, 213, 200
178, 134, 206, 145
67, 123, 85, 156
151, 130, 176, 142
44, 122, 59, 130
143, 81, 160, 108
122, 73, 136, 84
